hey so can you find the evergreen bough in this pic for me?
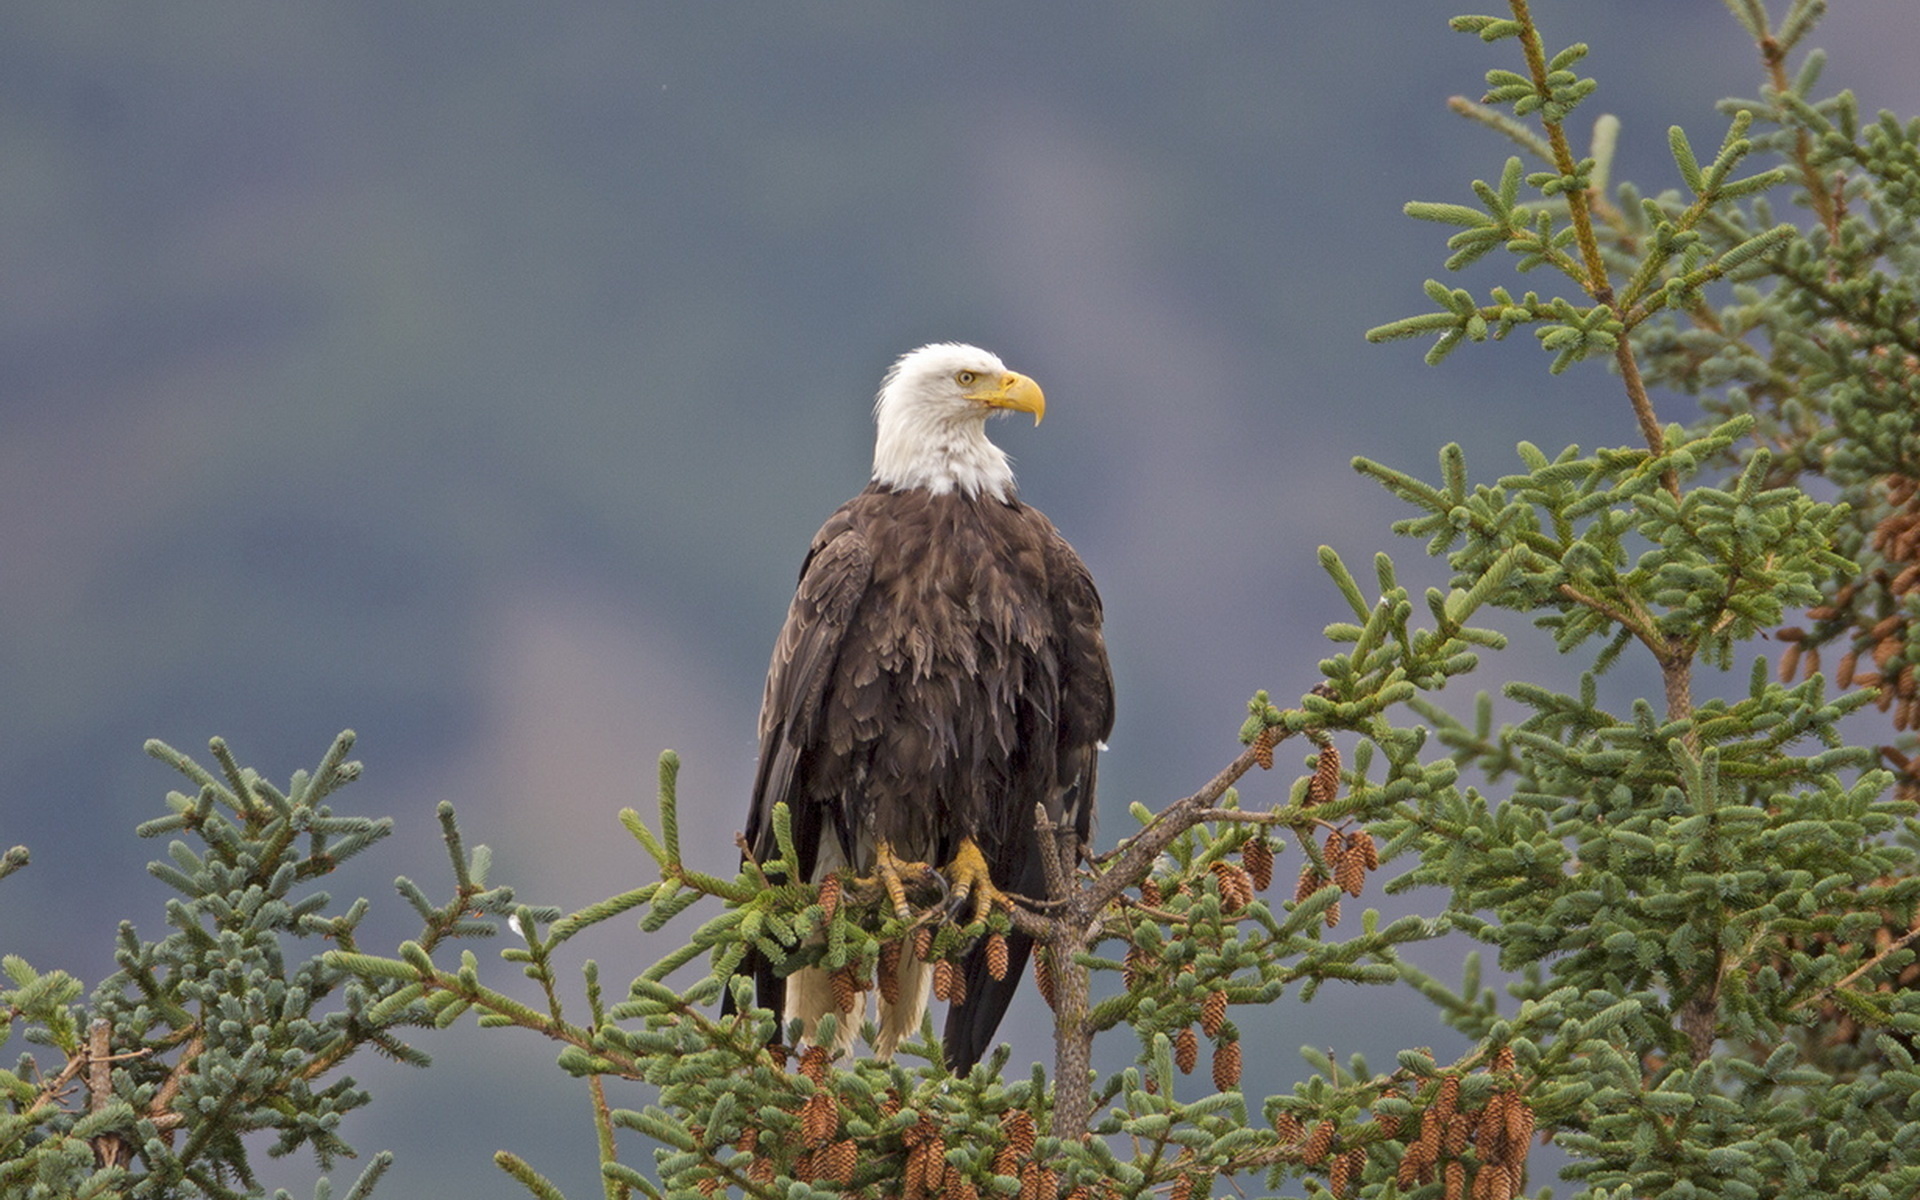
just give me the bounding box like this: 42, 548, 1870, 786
0, 732, 495, 1199
8, 2, 1920, 1197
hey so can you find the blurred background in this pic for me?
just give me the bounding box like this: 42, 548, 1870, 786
3, 4, 1913, 1195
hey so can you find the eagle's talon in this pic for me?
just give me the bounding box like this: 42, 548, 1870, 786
859, 841, 936, 921
943, 837, 1011, 928
941, 891, 976, 925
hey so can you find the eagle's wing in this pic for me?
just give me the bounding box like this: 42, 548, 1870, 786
1049, 527, 1116, 846
726, 507, 873, 1025
943, 514, 1114, 1070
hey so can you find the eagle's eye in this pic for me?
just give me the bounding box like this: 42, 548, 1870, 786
955, 370, 978, 386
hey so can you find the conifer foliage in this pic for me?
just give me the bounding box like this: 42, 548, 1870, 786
7, 2, 1920, 1197
0, 732, 512, 1199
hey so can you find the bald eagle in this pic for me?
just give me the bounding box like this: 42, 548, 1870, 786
731, 343, 1114, 1071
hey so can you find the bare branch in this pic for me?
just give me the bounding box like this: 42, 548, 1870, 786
1084, 737, 1281, 916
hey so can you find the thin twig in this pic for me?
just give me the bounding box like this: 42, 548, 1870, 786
1791, 922, 1920, 1013
589, 1072, 625, 1200
147, 1029, 203, 1136
1188, 807, 1312, 826
1510, 0, 1678, 498
1755, 28, 1838, 237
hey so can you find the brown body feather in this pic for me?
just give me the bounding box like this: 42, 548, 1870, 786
733, 481, 1113, 1070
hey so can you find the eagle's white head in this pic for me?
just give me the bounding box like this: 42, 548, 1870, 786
870, 343, 1046, 501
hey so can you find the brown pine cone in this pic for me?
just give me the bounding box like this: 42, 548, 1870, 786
1506, 1098, 1535, 1149
987, 932, 1010, 982
822, 1139, 858, 1185
1478, 1092, 1512, 1163
1017, 1165, 1039, 1200
1342, 1149, 1367, 1193
1397, 1148, 1426, 1189
1410, 1128, 1439, 1177
1211, 861, 1255, 911
913, 1152, 944, 1198
801, 1091, 838, 1149
1252, 728, 1276, 770
818, 874, 842, 922
1328, 1147, 1355, 1198
793, 1147, 819, 1183
994, 1147, 1021, 1179
999, 1106, 1037, 1157
1413, 1111, 1442, 1163
799, 1045, 832, 1084
830, 965, 862, 1014
1443, 1111, 1470, 1156
904, 1118, 943, 1200
905, 1141, 935, 1200
1295, 866, 1327, 904
903, 1113, 938, 1147
1020, 1164, 1057, 1200
1212, 1037, 1242, 1091
1034, 951, 1056, 1010
933, 959, 964, 1004
1309, 742, 1342, 806
1173, 1027, 1199, 1074
1335, 845, 1367, 898
1303, 1119, 1337, 1166
1475, 1160, 1519, 1200
879, 939, 903, 1006
1472, 1162, 1497, 1200
1500, 1161, 1526, 1200
1200, 989, 1228, 1038
1242, 837, 1275, 891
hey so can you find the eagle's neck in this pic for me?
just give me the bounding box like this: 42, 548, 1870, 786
871, 409, 1015, 501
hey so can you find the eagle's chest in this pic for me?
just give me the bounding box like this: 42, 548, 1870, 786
861, 545, 1047, 682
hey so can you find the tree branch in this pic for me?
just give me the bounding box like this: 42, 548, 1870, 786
1510, 0, 1677, 498
1028, 732, 1293, 1141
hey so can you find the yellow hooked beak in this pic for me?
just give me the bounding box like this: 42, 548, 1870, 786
966, 371, 1046, 426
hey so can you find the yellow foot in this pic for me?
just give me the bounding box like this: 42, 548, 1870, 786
859, 840, 939, 920
945, 837, 1013, 927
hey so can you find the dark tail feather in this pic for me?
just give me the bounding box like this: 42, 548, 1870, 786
942, 929, 1035, 1071
944, 800, 1082, 1072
